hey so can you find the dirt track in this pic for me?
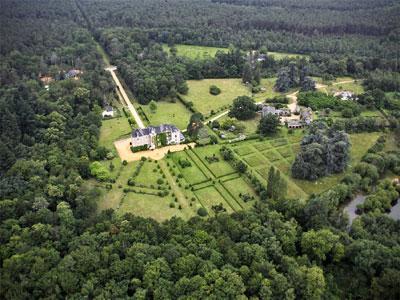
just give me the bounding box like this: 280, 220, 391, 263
114, 138, 196, 161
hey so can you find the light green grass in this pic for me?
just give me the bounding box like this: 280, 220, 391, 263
222, 177, 258, 208
99, 117, 132, 149
349, 132, 381, 164
139, 101, 192, 130
262, 149, 282, 162
195, 186, 234, 214
359, 110, 385, 118
193, 145, 236, 178
118, 193, 185, 220
163, 44, 228, 59
170, 151, 209, 184
243, 154, 268, 167
253, 78, 281, 102
234, 145, 255, 156
268, 51, 309, 60
182, 79, 250, 115
253, 142, 272, 151
134, 160, 166, 188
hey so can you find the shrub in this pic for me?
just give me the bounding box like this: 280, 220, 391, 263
122, 160, 128, 166
209, 85, 221, 95
89, 162, 111, 181
169, 202, 175, 208
197, 207, 208, 217
157, 178, 164, 185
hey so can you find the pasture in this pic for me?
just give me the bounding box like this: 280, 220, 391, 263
139, 100, 192, 130
182, 78, 250, 115
99, 116, 132, 149
162, 44, 228, 59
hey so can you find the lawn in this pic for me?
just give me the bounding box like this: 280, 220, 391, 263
262, 150, 282, 162
277, 147, 293, 159
118, 193, 186, 220
349, 132, 381, 164
268, 51, 309, 60
163, 44, 228, 59
253, 142, 272, 151
271, 138, 289, 147
243, 154, 268, 167
234, 145, 255, 156
253, 78, 282, 102
222, 177, 258, 208
139, 101, 192, 130
135, 160, 166, 188
195, 186, 234, 214
170, 151, 209, 184
99, 116, 132, 149
219, 115, 261, 137
182, 79, 250, 115
193, 145, 236, 178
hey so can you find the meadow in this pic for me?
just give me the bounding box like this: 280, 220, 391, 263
163, 44, 309, 61
182, 78, 251, 115
162, 44, 228, 59
139, 100, 192, 130
99, 115, 132, 149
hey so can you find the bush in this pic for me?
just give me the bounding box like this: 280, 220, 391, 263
122, 160, 128, 166
209, 85, 221, 95
157, 178, 164, 185
197, 207, 208, 217
169, 202, 175, 208
89, 162, 111, 181
131, 145, 149, 153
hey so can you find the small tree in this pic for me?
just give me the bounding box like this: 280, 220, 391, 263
258, 114, 280, 135
149, 100, 157, 113
209, 85, 221, 95
229, 96, 257, 120
197, 207, 208, 217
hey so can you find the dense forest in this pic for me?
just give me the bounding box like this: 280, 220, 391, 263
1, 0, 400, 299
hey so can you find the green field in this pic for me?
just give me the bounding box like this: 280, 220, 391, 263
163, 44, 309, 61
170, 151, 209, 184
268, 51, 309, 60
182, 79, 250, 115
253, 78, 282, 102
195, 186, 233, 214
193, 145, 236, 178
99, 116, 132, 149
163, 44, 228, 59
139, 100, 192, 130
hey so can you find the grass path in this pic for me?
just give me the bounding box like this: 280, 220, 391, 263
159, 160, 192, 218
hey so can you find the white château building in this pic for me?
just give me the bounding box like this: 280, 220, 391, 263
131, 124, 185, 151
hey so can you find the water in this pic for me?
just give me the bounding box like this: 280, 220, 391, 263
344, 194, 400, 224
343, 194, 366, 224
388, 201, 400, 221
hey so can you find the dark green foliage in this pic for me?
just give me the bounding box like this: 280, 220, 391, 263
229, 96, 257, 120
258, 114, 280, 135
178, 158, 192, 168
209, 85, 221, 95
187, 113, 204, 138
298, 91, 361, 113
292, 122, 350, 180
266, 166, 287, 200
197, 207, 208, 216
220, 146, 234, 161
131, 145, 149, 152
